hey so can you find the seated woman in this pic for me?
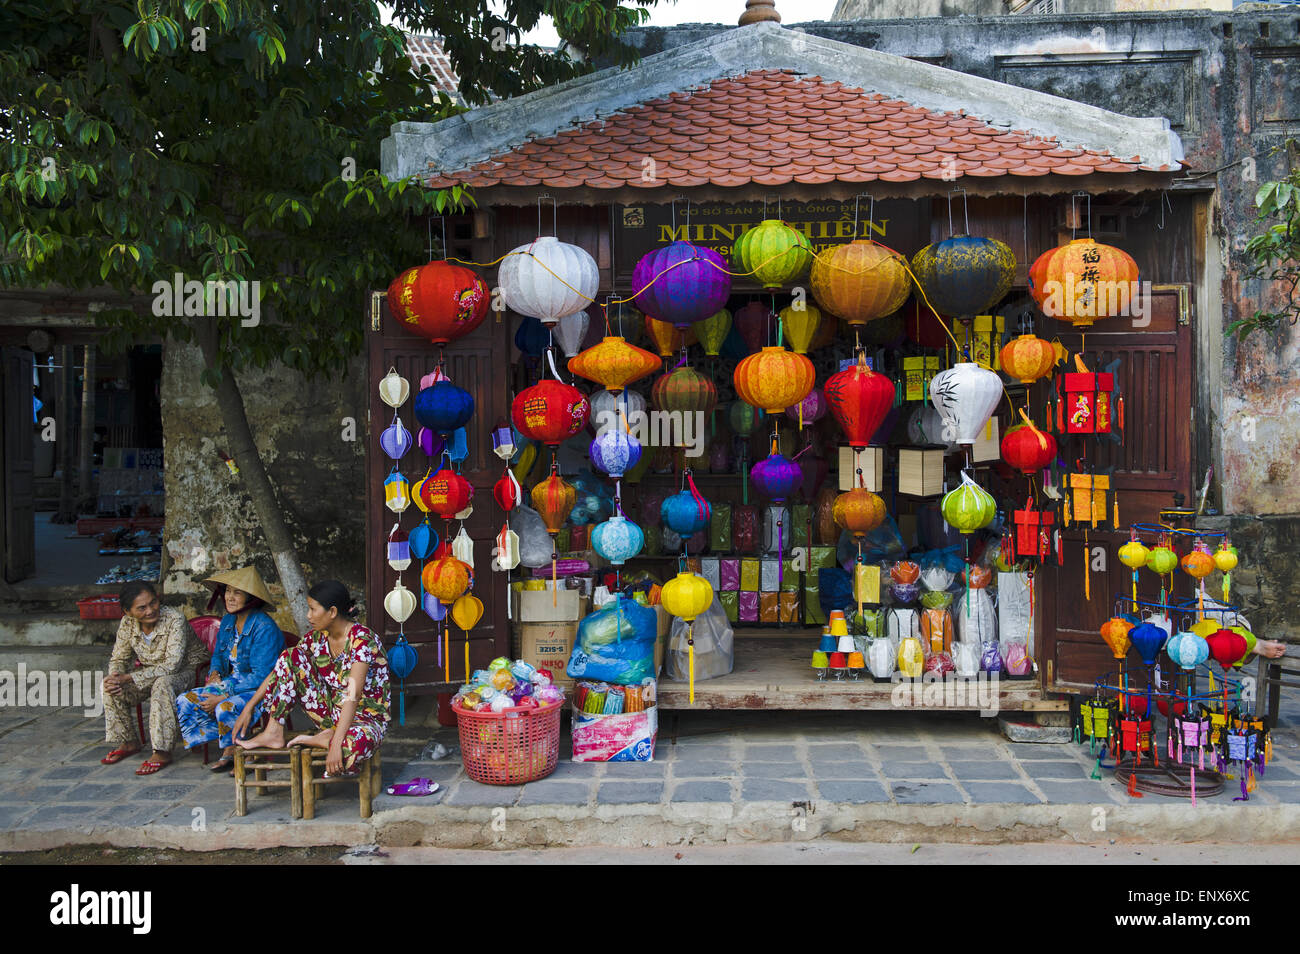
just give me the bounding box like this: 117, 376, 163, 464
177, 567, 284, 772
234, 581, 390, 777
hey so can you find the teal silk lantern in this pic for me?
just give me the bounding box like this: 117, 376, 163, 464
662, 489, 712, 536
591, 513, 645, 566
910, 235, 1016, 318
1166, 630, 1209, 671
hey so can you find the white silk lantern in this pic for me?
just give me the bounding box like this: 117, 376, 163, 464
384, 580, 417, 623
553, 310, 590, 358
498, 236, 598, 324
929, 362, 1002, 446
452, 525, 475, 569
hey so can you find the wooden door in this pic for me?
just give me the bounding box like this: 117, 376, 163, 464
1038, 286, 1196, 689
366, 296, 512, 695
3, 347, 36, 582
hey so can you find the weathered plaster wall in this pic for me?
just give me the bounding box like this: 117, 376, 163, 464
1200, 515, 1300, 641
159, 342, 367, 631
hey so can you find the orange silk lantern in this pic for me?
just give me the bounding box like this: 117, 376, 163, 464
531, 469, 576, 534
832, 488, 887, 538
1100, 617, 1134, 659
423, 556, 471, 604
568, 336, 659, 394
1028, 238, 1140, 328
1181, 548, 1214, 580
810, 241, 911, 326
999, 334, 1058, 385
733, 346, 815, 413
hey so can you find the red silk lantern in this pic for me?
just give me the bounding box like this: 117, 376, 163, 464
421, 467, 472, 518
512, 380, 590, 446
823, 359, 894, 449
734, 302, 773, 353
1206, 628, 1247, 669
1028, 238, 1140, 328
568, 336, 659, 394
733, 347, 815, 413
531, 470, 576, 534
387, 261, 490, 345
1000, 422, 1057, 474
493, 473, 520, 512
652, 366, 718, 416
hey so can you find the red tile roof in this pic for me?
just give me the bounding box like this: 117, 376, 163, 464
405, 34, 460, 98
424, 68, 1171, 189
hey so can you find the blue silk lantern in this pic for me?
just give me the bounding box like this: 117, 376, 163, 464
380, 417, 413, 460
387, 525, 411, 571
751, 452, 802, 502
384, 472, 410, 514
1129, 622, 1167, 666
408, 523, 438, 559
388, 635, 419, 725
591, 513, 645, 566
661, 489, 712, 536
446, 426, 469, 463
514, 316, 549, 356
1166, 631, 1209, 671
590, 428, 642, 478
415, 381, 475, 435
910, 235, 1016, 318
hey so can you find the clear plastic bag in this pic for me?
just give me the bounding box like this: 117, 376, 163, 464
956, 585, 997, 644
514, 504, 552, 569
665, 596, 734, 682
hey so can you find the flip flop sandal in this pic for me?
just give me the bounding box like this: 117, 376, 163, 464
101, 748, 140, 765
135, 759, 169, 776
324, 769, 360, 779
209, 756, 235, 772
386, 778, 439, 797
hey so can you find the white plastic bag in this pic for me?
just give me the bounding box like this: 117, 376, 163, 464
665, 596, 734, 682
951, 641, 981, 677
997, 571, 1033, 655
956, 586, 997, 644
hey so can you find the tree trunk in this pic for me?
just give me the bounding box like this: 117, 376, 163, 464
78, 344, 95, 512
53, 345, 76, 523
194, 324, 310, 633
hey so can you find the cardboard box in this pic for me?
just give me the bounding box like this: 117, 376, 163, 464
515, 621, 579, 688
513, 588, 587, 622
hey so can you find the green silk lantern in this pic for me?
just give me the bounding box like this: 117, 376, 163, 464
732, 220, 813, 289
940, 471, 995, 534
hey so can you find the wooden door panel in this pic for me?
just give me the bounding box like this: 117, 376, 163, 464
3, 348, 36, 582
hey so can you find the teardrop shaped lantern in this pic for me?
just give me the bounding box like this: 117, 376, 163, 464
661, 489, 712, 537
732, 219, 813, 288
1000, 422, 1057, 475
929, 362, 1002, 445
752, 453, 803, 502
633, 241, 732, 328
1129, 622, 1167, 666
493, 472, 521, 512
999, 334, 1058, 385
1100, 617, 1134, 659
414, 381, 475, 435
498, 236, 599, 324
387, 525, 411, 571
733, 347, 815, 413
418, 428, 444, 459
810, 241, 911, 326
384, 579, 417, 623
1206, 628, 1247, 670
421, 467, 472, 519
387, 261, 491, 345
384, 472, 411, 514
832, 488, 887, 538
531, 471, 576, 534
408, 523, 438, 559
591, 513, 645, 566
780, 304, 822, 354
940, 472, 996, 534
569, 336, 659, 394
823, 359, 894, 448
652, 366, 718, 416
451, 593, 484, 631
590, 427, 642, 478
553, 310, 590, 357
511, 380, 590, 447
378, 369, 410, 409
380, 417, 413, 461
451, 526, 475, 569
410, 475, 432, 514
695, 309, 732, 356
734, 301, 773, 353
910, 235, 1016, 317
423, 556, 472, 605
423, 590, 448, 621
1028, 238, 1140, 328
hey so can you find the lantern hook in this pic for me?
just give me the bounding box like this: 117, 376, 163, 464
671, 196, 692, 236
852, 193, 875, 238
1071, 192, 1092, 240
946, 188, 969, 237
1157, 191, 1172, 231
761, 193, 783, 220
537, 193, 557, 237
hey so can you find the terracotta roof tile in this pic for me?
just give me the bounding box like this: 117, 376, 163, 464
434, 71, 1167, 190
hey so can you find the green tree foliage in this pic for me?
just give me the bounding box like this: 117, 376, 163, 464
1229, 140, 1300, 339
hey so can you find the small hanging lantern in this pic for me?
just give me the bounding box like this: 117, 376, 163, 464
493, 471, 521, 512
414, 381, 475, 435
387, 261, 491, 345
591, 513, 645, 566
910, 234, 1016, 317
384, 472, 411, 514
733, 302, 773, 353
652, 366, 718, 418
1028, 238, 1139, 328
1129, 622, 1166, 666
490, 419, 516, 461
661, 484, 712, 537
451, 526, 475, 568
387, 525, 411, 572
694, 308, 732, 356
590, 428, 642, 479
421, 467, 472, 519
1166, 631, 1209, 671
1000, 417, 1057, 475
380, 417, 413, 461
999, 334, 1058, 385
824, 357, 894, 448
1145, 544, 1179, 576
553, 310, 590, 357
422, 556, 472, 605
1013, 500, 1054, 560
384, 580, 418, 623
451, 593, 484, 631
929, 362, 1002, 446
780, 304, 822, 354
378, 369, 410, 408
1100, 617, 1134, 659
940, 472, 996, 534
661, 570, 715, 702
493, 524, 520, 571
833, 488, 887, 538
531, 471, 576, 535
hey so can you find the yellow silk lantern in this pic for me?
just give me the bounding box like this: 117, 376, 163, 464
662, 571, 715, 704
780, 304, 822, 354
810, 241, 911, 326
423, 556, 471, 604
999, 334, 1058, 385
733, 346, 815, 413
568, 336, 660, 394
1118, 540, 1150, 568
1213, 544, 1238, 573
1190, 618, 1218, 639
644, 315, 695, 357
897, 636, 924, 678
452, 593, 484, 631
695, 309, 732, 356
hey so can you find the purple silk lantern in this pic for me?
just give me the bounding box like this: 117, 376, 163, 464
418, 427, 445, 458
380, 417, 413, 460
632, 241, 731, 328
422, 590, 447, 622
785, 388, 826, 426
751, 452, 802, 502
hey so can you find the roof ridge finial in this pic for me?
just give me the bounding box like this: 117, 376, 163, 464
738, 0, 781, 26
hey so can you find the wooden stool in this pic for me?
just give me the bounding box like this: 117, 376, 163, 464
300, 746, 382, 819
234, 745, 303, 818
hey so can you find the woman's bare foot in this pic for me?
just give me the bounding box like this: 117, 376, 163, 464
289, 728, 334, 748
236, 720, 287, 750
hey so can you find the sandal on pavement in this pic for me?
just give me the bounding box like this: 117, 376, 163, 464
101, 747, 140, 765
386, 778, 439, 797
135, 758, 170, 776
209, 756, 234, 773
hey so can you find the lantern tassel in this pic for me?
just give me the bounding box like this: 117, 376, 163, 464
688, 627, 696, 705
443, 623, 449, 683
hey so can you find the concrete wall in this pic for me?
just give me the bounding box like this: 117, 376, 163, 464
159, 342, 367, 630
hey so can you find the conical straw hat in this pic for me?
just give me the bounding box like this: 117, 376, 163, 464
203, 566, 276, 608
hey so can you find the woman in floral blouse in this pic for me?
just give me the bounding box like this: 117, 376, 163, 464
233, 581, 389, 776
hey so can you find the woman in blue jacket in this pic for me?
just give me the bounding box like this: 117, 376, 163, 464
177, 567, 285, 772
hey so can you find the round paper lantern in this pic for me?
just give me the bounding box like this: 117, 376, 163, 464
380, 417, 413, 460
1145, 545, 1179, 575
734, 302, 773, 353
531, 472, 576, 534
1118, 540, 1150, 569
384, 472, 410, 514
729, 401, 762, 437
512, 380, 590, 446
734, 347, 815, 413
493, 473, 521, 512
1206, 628, 1247, 669
1129, 622, 1167, 665
661, 490, 712, 536
421, 467, 472, 518
781, 304, 822, 354
1166, 630, 1209, 671
910, 235, 1016, 317
378, 369, 410, 408
384, 580, 417, 623
633, 241, 731, 328
591, 388, 646, 426
553, 310, 590, 357
1180, 548, 1215, 579
752, 453, 802, 502
832, 488, 887, 538
1028, 238, 1140, 328
999, 334, 1057, 385
1214, 544, 1239, 573
387, 261, 490, 345
999, 423, 1057, 474
1100, 617, 1134, 659
451, 593, 485, 631
661, 571, 714, 622
824, 361, 894, 448
591, 513, 645, 566
940, 472, 996, 534
499, 236, 599, 324
810, 241, 911, 325
695, 309, 732, 356
930, 362, 1002, 446
414, 381, 475, 435
568, 336, 659, 394
423, 556, 471, 604
732, 219, 813, 288
652, 366, 717, 416
589, 427, 642, 478
785, 388, 826, 425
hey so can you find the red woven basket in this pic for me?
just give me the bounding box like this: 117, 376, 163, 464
453, 700, 562, 785
77, 596, 123, 620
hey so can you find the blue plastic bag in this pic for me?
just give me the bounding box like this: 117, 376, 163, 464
566, 595, 658, 685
